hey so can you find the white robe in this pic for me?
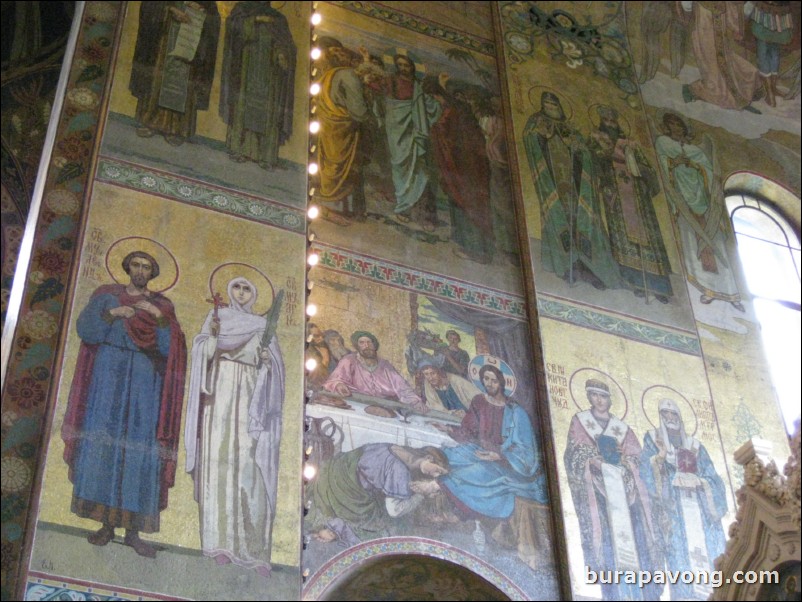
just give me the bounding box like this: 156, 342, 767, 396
185, 307, 284, 572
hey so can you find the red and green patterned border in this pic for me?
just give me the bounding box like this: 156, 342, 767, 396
0, 3, 122, 599
313, 243, 527, 320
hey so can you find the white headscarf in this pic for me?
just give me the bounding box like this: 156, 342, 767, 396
226, 276, 257, 313
197, 276, 266, 351
657, 397, 692, 465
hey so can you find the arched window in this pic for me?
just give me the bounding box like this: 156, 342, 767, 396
725, 175, 800, 434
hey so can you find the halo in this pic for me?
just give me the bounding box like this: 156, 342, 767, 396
569, 368, 628, 420
383, 47, 426, 75
588, 103, 631, 138
641, 385, 698, 437
106, 236, 179, 293
209, 263, 275, 316
468, 354, 517, 398
527, 85, 573, 121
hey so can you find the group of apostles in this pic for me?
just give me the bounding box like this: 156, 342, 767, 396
313, 35, 519, 266
306, 322, 473, 415
303, 326, 551, 565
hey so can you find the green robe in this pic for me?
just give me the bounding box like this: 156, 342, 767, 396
308, 444, 399, 541
383, 78, 442, 213
523, 113, 621, 289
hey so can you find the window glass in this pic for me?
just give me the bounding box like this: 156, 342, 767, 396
727, 186, 800, 433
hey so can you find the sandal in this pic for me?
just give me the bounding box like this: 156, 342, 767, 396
124, 531, 157, 558
87, 524, 114, 546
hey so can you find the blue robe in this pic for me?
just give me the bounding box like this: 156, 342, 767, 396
64, 287, 184, 533
440, 400, 547, 519
641, 432, 727, 600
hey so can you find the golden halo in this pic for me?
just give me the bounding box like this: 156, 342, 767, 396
527, 85, 573, 121
588, 103, 631, 138
106, 237, 179, 293
641, 385, 698, 437
569, 368, 628, 419
209, 263, 275, 316
467, 354, 517, 398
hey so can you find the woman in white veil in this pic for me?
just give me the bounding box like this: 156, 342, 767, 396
185, 276, 285, 577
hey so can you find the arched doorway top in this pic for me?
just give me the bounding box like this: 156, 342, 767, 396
302, 537, 527, 601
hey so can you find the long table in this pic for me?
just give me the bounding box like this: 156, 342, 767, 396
305, 390, 462, 453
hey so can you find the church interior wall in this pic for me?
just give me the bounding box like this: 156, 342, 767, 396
1, 2, 799, 600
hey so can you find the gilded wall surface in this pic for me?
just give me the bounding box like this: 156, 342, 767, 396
1, 2, 799, 601
3, 2, 309, 599
498, 1, 798, 599
300, 2, 558, 599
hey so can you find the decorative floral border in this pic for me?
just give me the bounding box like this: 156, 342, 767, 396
537, 296, 701, 355
331, 1, 495, 56
26, 571, 187, 601
312, 243, 527, 320
96, 158, 307, 234
311, 243, 699, 355
302, 537, 528, 601
1, 4, 122, 599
